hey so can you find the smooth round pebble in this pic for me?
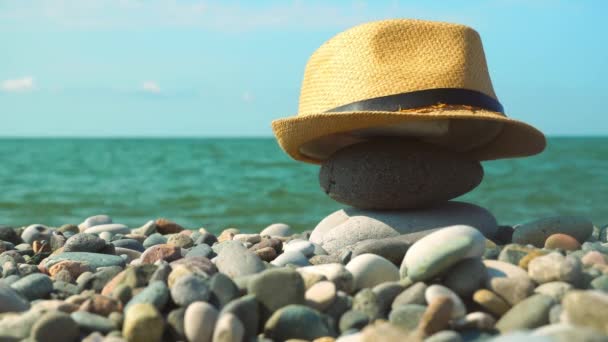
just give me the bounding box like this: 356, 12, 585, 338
123, 303, 164, 342
346, 254, 399, 291
403, 225, 485, 281
170, 274, 211, 307
425, 284, 466, 319
185, 301, 218, 342
212, 313, 244, 342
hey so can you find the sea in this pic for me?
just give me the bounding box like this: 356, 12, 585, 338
0, 137, 606, 233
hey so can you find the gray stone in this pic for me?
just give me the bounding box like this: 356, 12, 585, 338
498, 244, 538, 265
284, 239, 315, 257
166, 308, 186, 341
0, 283, 30, 313
443, 258, 487, 298
425, 330, 463, 342
143, 233, 167, 249
339, 310, 369, 332
0, 308, 44, 339
21, 224, 52, 244
297, 263, 354, 294
0, 225, 20, 244
220, 294, 259, 342
10, 273, 53, 300
215, 242, 265, 278
528, 252, 582, 285
325, 291, 353, 322
64, 233, 107, 252
208, 272, 239, 309
264, 304, 332, 341
389, 304, 427, 332
403, 225, 486, 282
32, 311, 79, 342
79, 214, 112, 230
392, 282, 428, 308
271, 250, 310, 267
85, 223, 130, 235
350, 236, 412, 265
311, 202, 497, 255
590, 274, 608, 292
71, 311, 116, 333
512, 216, 594, 247
495, 294, 555, 333
346, 254, 399, 291
353, 288, 381, 320
372, 281, 406, 317
532, 323, 608, 342
319, 139, 483, 209
112, 238, 145, 252
44, 252, 126, 270
260, 223, 293, 237
185, 244, 216, 259
170, 274, 210, 307
248, 268, 305, 319
126, 280, 169, 311
212, 313, 244, 342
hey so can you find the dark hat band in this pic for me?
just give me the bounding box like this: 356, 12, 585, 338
325, 88, 504, 114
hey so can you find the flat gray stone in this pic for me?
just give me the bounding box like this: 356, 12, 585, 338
311, 201, 497, 254
10, 273, 53, 300
64, 233, 107, 252
264, 304, 331, 341
512, 216, 593, 247
319, 139, 483, 209
0, 283, 30, 313
21, 224, 51, 244
170, 274, 210, 307
44, 252, 126, 270
215, 243, 265, 278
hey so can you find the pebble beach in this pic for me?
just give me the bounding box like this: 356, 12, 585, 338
1, 214, 608, 342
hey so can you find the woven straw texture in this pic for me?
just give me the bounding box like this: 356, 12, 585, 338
272, 19, 545, 164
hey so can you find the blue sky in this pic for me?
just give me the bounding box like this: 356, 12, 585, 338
0, 0, 606, 137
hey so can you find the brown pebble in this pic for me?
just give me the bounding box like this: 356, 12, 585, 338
417, 296, 453, 337
154, 218, 184, 234
544, 233, 581, 251
254, 246, 277, 262
473, 289, 511, 317
79, 294, 123, 316
140, 244, 182, 264
250, 238, 283, 254
48, 260, 91, 280
518, 250, 548, 270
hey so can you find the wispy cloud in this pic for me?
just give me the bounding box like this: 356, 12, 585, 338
1, 77, 34, 92
142, 81, 161, 93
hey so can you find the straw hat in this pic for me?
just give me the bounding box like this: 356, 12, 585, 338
272, 19, 545, 164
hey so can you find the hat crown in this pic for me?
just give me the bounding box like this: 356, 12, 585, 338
298, 19, 497, 115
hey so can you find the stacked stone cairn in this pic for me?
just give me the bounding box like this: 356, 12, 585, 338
0, 197, 607, 340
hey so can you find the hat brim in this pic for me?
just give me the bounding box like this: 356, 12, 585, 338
271, 109, 546, 164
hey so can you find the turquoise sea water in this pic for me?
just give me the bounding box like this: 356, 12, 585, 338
0, 138, 606, 233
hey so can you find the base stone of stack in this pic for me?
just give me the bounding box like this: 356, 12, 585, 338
310, 201, 497, 255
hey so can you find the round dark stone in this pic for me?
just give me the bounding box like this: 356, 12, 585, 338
319, 139, 483, 210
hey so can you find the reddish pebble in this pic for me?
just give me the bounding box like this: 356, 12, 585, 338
79, 294, 123, 316
544, 233, 581, 251
582, 251, 608, 266
48, 260, 91, 279
417, 296, 453, 336
155, 218, 184, 234
140, 244, 182, 264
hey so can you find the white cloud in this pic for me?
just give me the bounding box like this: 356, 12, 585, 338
242, 90, 254, 103
1, 77, 34, 92
142, 81, 161, 93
